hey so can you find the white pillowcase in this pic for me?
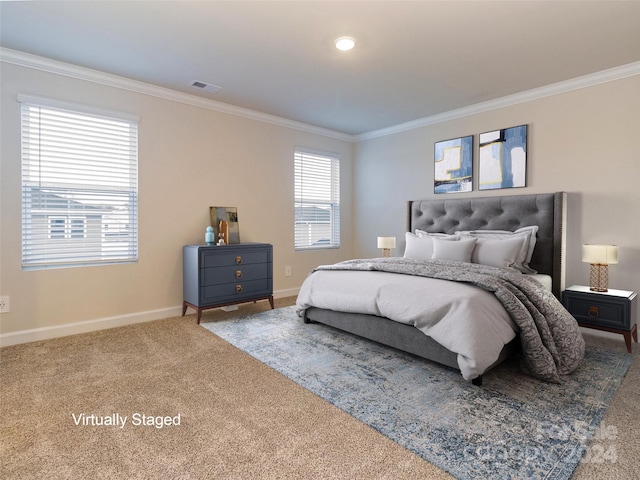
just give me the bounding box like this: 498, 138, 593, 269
432, 237, 477, 262
470, 236, 528, 270
404, 232, 457, 260
456, 226, 538, 273
415, 229, 459, 239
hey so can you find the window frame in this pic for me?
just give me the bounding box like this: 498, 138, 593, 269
294, 148, 341, 251
19, 94, 139, 270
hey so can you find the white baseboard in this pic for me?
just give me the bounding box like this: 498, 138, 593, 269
0, 288, 299, 348
0, 306, 183, 347
275, 287, 300, 299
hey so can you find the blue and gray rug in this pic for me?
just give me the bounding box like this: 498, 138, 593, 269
202, 306, 632, 480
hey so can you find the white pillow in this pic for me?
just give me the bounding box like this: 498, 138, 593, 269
456, 226, 538, 273
431, 237, 477, 263
415, 230, 458, 240
471, 236, 528, 270
404, 232, 457, 260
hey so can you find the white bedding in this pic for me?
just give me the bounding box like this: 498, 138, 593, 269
296, 269, 531, 380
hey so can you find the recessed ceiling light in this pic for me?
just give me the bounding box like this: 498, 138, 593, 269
335, 36, 356, 51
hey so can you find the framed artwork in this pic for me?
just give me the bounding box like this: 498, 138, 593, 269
478, 125, 527, 190
209, 206, 240, 244
434, 135, 473, 194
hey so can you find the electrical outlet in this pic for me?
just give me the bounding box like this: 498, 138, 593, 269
0, 296, 9, 313
285, 265, 292, 277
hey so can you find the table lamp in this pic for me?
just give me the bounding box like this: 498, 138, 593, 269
377, 236, 396, 257
582, 244, 618, 292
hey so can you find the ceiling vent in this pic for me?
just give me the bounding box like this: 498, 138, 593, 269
190, 80, 222, 94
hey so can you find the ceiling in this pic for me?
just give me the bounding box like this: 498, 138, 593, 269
1, 1, 639, 136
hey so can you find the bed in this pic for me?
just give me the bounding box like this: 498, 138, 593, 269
296, 192, 585, 385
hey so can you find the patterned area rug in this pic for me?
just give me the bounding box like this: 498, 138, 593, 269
202, 306, 632, 480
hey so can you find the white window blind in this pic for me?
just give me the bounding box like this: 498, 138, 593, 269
20, 96, 138, 269
294, 149, 340, 250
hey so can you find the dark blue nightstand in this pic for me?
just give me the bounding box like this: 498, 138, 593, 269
562, 285, 638, 353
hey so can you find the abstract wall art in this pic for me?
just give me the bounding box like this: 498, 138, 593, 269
478, 125, 527, 190
434, 135, 473, 194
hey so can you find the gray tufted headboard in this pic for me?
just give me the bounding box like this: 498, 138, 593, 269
407, 192, 566, 298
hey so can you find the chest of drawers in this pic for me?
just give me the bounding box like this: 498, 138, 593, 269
182, 243, 274, 323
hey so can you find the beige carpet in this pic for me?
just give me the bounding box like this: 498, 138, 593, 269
1, 297, 637, 479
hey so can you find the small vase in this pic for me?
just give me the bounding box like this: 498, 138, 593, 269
205, 226, 214, 245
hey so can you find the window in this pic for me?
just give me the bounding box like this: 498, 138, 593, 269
49, 218, 67, 240
294, 148, 340, 250
20, 95, 138, 269
48, 217, 86, 240
70, 218, 86, 239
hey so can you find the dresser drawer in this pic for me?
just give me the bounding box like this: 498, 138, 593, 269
203, 264, 268, 286
201, 278, 270, 304
202, 249, 269, 267
563, 294, 630, 330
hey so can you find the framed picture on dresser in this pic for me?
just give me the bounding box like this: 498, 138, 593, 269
209, 206, 240, 244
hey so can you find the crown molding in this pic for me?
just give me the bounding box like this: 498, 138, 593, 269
356, 61, 640, 141
2, 47, 638, 143
0, 47, 355, 143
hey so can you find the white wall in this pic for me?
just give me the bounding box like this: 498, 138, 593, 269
0, 61, 354, 341
353, 76, 640, 321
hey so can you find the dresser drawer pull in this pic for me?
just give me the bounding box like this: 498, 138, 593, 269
588, 306, 599, 318
236, 270, 243, 279
236, 284, 243, 294
236, 256, 243, 265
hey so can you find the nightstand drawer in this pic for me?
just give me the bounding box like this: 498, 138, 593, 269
564, 296, 628, 329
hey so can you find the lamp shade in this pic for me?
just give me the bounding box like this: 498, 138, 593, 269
582, 244, 618, 265
377, 236, 396, 249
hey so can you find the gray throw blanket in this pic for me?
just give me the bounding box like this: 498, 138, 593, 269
315, 257, 585, 383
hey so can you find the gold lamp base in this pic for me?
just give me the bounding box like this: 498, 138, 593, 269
589, 263, 609, 292
381, 248, 391, 257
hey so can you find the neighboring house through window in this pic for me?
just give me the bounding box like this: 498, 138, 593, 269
20, 95, 138, 269
294, 148, 340, 250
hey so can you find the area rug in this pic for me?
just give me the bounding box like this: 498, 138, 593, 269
202, 306, 632, 480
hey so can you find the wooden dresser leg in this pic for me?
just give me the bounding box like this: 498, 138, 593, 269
182, 302, 188, 317
269, 296, 275, 309
623, 331, 632, 353
197, 309, 202, 325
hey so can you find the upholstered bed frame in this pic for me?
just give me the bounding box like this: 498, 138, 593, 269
303, 192, 567, 385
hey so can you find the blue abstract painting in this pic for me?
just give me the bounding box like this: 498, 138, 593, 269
434, 135, 473, 194
479, 125, 527, 190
